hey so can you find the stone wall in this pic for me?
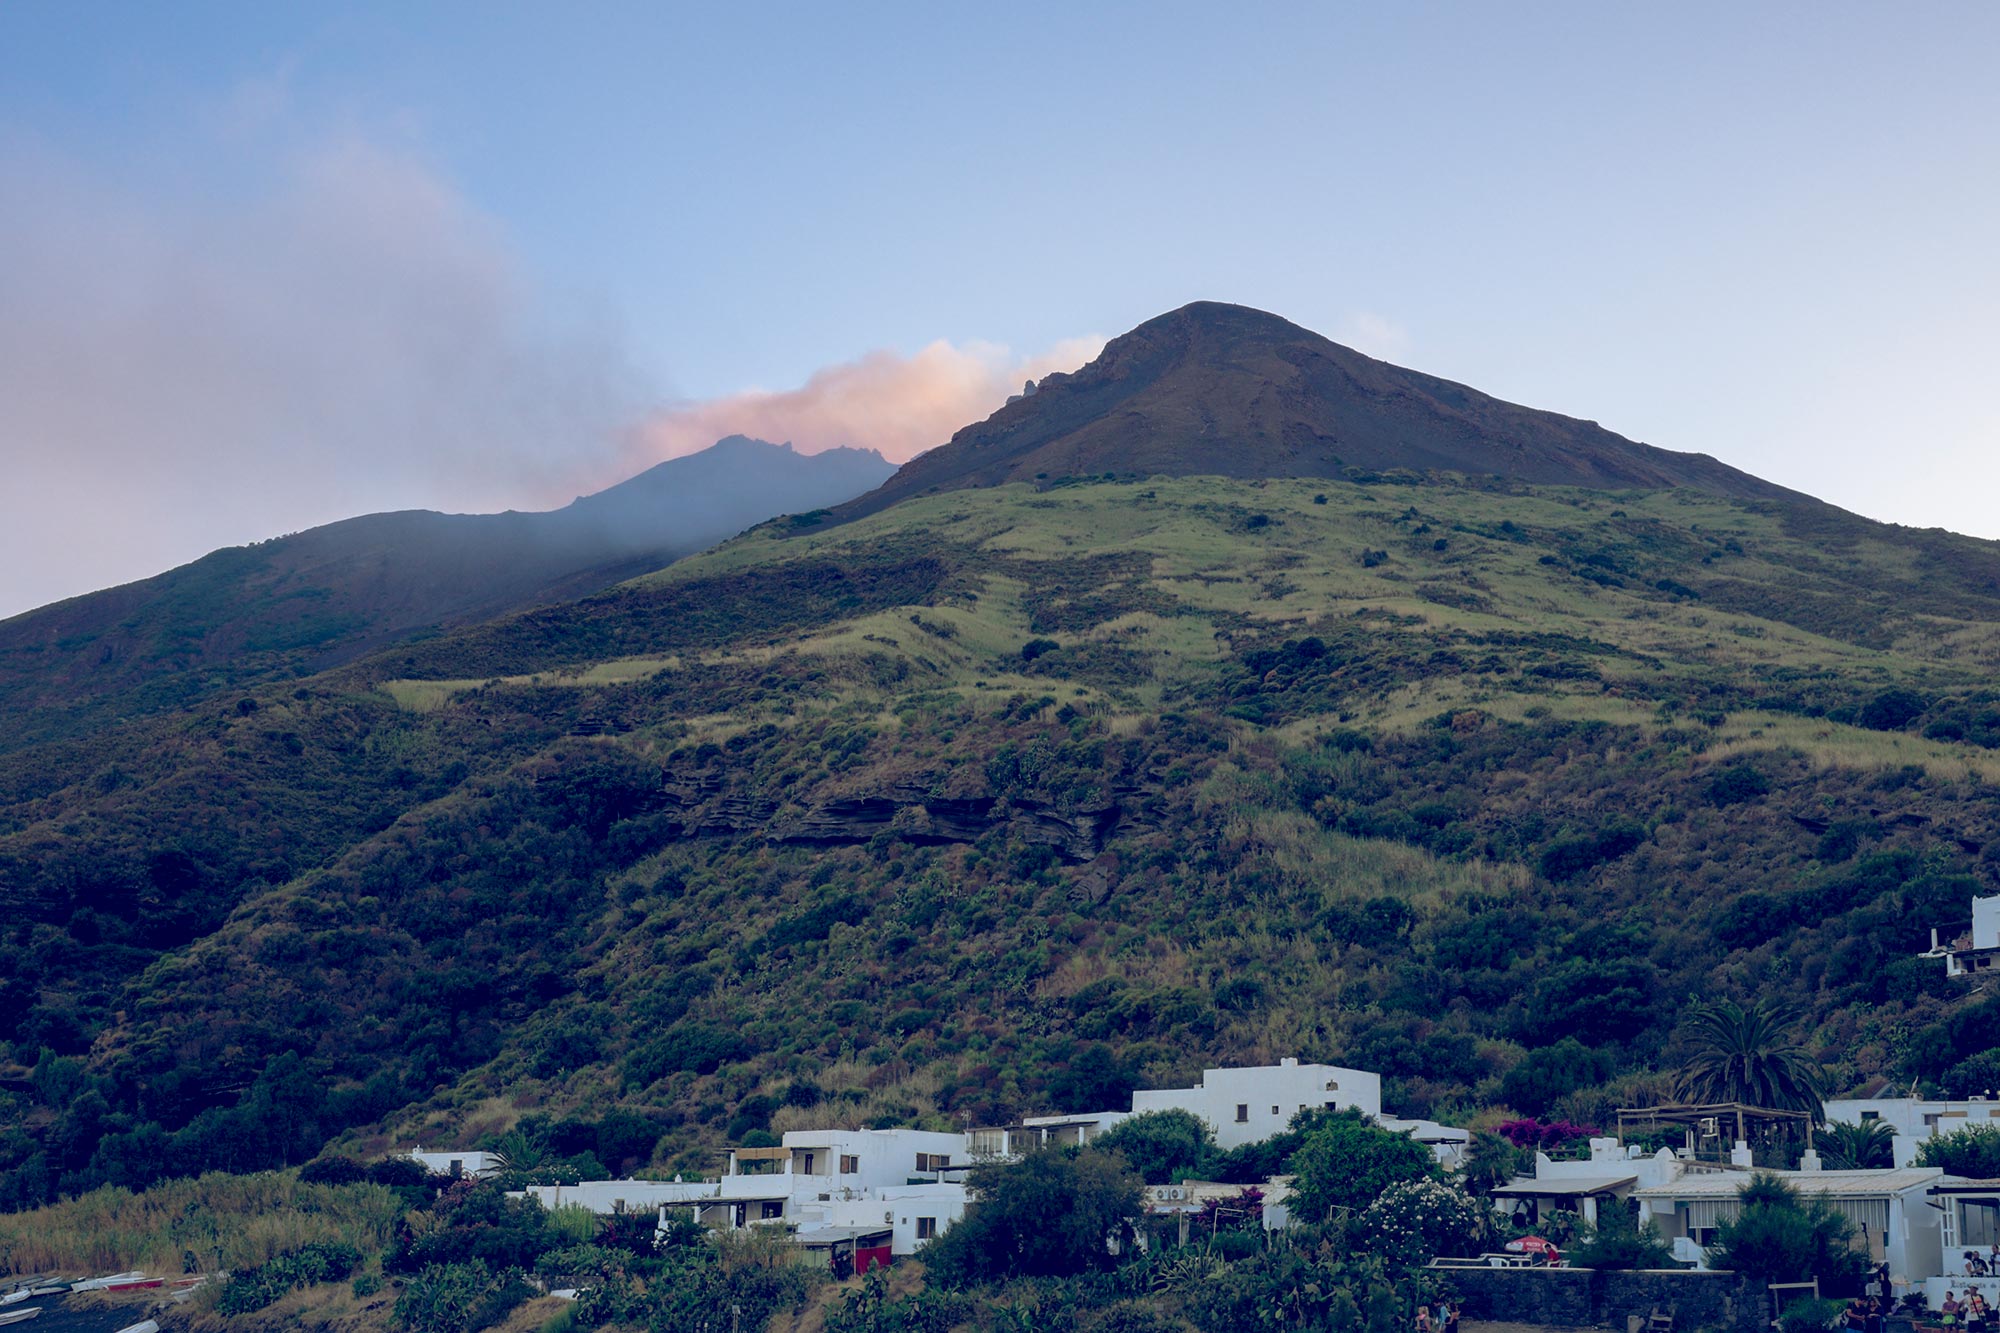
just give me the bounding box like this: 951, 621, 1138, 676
1441, 1267, 1768, 1333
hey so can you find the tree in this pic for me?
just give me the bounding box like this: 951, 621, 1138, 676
1568, 1198, 1679, 1270
1674, 1000, 1824, 1113
1813, 1121, 1895, 1170
1708, 1174, 1867, 1287
1357, 1178, 1485, 1265
1498, 1039, 1613, 1117
1091, 1109, 1215, 1184
1461, 1130, 1532, 1197
1916, 1123, 2000, 1178
1286, 1110, 1439, 1223
921, 1147, 1143, 1288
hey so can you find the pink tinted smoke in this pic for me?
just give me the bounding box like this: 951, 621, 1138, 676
621, 336, 1104, 474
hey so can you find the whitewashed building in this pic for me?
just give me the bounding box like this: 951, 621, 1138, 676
1824, 1096, 2000, 1168
1130, 1058, 1381, 1150
408, 1148, 504, 1179
1632, 1164, 1944, 1279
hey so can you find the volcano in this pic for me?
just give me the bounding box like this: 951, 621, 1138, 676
839, 301, 1799, 521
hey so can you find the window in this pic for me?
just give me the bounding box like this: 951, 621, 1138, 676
916, 1153, 952, 1172
840, 1155, 859, 1174
1236, 1104, 1249, 1123
1271, 1106, 1280, 1116
916, 1217, 938, 1240
761, 1201, 784, 1220
1860, 1111, 1881, 1122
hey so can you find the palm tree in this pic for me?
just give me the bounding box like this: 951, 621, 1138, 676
1814, 1120, 1896, 1169
1673, 999, 1825, 1113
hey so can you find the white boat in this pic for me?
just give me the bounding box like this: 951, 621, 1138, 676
69, 1271, 143, 1293
113, 1321, 160, 1333
0, 1309, 41, 1325
0, 1294, 25, 1306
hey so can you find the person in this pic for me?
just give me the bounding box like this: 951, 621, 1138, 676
1417, 1303, 1433, 1333
1866, 1296, 1884, 1333
1878, 1265, 1893, 1309
1843, 1300, 1865, 1333
1968, 1289, 1988, 1333
1943, 1291, 1961, 1327
1445, 1300, 1462, 1333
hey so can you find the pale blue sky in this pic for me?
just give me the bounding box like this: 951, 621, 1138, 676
2, 2, 1996, 614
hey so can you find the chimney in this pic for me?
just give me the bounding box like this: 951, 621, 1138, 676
1800, 1148, 1824, 1172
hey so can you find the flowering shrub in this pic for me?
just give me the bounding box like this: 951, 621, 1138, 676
1496, 1118, 1597, 1151
1358, 1179, 1485, 1265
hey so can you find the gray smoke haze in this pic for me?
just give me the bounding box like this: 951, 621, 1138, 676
0, 127, 645, 619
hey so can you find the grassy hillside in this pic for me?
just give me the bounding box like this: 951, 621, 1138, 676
7, 472, 2000, 1206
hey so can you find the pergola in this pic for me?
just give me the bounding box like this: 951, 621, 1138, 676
1615, 1102, 1815, 1150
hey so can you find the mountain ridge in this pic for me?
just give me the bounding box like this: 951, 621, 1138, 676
837, 301, 1805, 522
0, 437, 893, 750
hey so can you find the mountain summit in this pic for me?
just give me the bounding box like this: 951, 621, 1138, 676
841, 301, 1795, 519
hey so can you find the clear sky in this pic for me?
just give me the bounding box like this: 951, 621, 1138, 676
2, 1, 1995, 617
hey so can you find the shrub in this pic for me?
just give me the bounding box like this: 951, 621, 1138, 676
1917, 1123, 2000, 1177
1357, 1178, 1484, 1264
1091, 1110, 1215, 1185
1707, 764, 1772, 806
1287, 1110, 1438, 1222
1568, 1199, 1678, 1270
394, 1260, 494, 1333
1708, 1175, 1867, 1286
214, 1241, 362, 1314
1021, 638, 1061, 662
922, 1148, 1143, 1287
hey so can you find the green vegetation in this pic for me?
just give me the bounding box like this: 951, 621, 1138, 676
1915, 1123, 2000, 1177
923, 1148, 1143, 1286
1286, 1110, 1439, 1223
1708, 1174, 1869, 1286
5, 471, 2000, 1268
1673, 1000, 1825, 1112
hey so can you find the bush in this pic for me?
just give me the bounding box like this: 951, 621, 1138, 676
1776, 1297, 1847, 1333
1917, 1123, 2000, 1177
1091, 1109, 1215, 1185
214, 1241, 362, 1314
1568, 1199, 1679, 1270
1357, 1178, 1484, 1264
1708, 1174, 1867, 1286
1021, 638, 1061, 662
1287, 1109, 1438, 1223
394, 1260, 494, 1333
1707, 764, 1772, 806
922, 1148, 1143, 1287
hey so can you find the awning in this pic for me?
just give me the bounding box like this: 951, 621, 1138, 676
793, 1226, 893, 1247
1493, 1175, 1637, 1197
732, 1147, 790, 1161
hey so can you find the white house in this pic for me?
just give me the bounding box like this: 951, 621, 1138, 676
1922, 893, 2000, 979
1632, 1165, 1944, 1279
1379, 1115, 1472, 1168
408, 1148, 504, 1179
1919, 1177, 2000, 1308
1130, 1058, 1381, 1150
1824, 1096, 2000, 1168
966, 1113, 1129, 1158
1493, 1139, 1687, 1229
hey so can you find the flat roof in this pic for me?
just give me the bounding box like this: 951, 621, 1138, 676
793, 1225, 893, 1245
1494, 1174, 1637, 1196
1634, 1168, 1942, 1201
